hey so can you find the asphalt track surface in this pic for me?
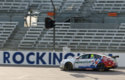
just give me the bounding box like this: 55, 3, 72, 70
0, 67, 125, 80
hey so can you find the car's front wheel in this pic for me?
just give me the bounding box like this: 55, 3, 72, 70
64, 62, 73, 71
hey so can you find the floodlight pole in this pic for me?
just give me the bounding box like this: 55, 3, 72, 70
50, 0, 56, 51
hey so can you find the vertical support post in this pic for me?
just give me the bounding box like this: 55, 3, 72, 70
30, 11, 32, 27
50, 0, 56, 51
28, 1, 32, 27
10, 15, 12, 22
9, 11, 13, 22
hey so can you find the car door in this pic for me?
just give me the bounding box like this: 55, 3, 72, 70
87, 54, 96, 68
87, 54, 102, 68
93, 54, 102, 67
74, 54, 90, 69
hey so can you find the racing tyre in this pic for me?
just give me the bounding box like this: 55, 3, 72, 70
64, 62, 73, 71
105, 68, 110, 71
97, 63, 105, 72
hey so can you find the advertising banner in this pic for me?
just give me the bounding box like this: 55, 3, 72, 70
0, 51, 124, 67
0, 51, 82, 66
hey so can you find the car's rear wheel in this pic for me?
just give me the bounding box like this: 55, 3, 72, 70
105, 68, 110, 71
64, 62, 73, 71
97, 63, 105, 72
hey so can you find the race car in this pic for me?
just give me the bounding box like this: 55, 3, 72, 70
60, 53, 118, 71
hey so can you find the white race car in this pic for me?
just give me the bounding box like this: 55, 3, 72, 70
60, 53, 118, 71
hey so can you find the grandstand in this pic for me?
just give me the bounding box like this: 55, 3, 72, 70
0, 0, 125, 51
92, 0, 125, 13
0, 22, 18, 48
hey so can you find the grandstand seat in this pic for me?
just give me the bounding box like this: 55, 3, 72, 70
92, 0, 125, 13
34, 22, 125, 51
60, 0, 85, 12
18, 22, 44, 48
0, 22, 18, 48
0, 1, 28, 12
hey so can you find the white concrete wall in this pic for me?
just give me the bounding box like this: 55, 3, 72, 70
0, 51, 124, 67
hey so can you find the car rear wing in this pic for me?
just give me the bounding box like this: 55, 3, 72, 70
108, 54, 119, 59
111, 56, 119, 59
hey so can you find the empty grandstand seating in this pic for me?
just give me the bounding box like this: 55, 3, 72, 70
30, 0, 85, 12
0, 0, 85, 13
0, 22, 18, 48
92, 0, 125, 13
1, 0, 125, 52
36, 23, 71, 49
31, 0, 63, 12
18, 22, 44, 48
33, 22, 125, 51
0, 1, 28, 12
59, 0, 85, 12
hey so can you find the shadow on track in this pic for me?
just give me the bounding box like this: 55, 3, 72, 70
72, 69, 124, 75
62, 69, 125, 79
63, 69, 125, 76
